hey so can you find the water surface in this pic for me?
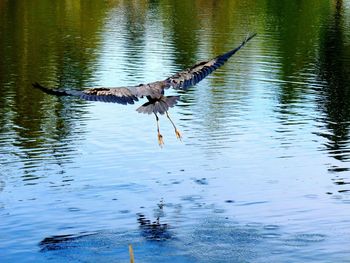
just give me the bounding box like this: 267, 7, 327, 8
1, 0, 350, 262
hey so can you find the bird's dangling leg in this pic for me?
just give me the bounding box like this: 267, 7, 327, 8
166, 111, 182, 140
154, 113, 164, 147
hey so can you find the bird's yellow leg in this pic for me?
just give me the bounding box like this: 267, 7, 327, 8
154, 113, 164, 147
166, 111, 182, 140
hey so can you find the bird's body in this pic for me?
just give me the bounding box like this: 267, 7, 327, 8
33, 33, 257, 146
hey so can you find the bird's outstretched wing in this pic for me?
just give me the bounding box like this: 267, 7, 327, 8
33, 33, 256, 104
32, 81, 167, 105
165, 33, 257, 90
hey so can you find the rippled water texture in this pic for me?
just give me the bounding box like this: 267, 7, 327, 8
1, 0, 350, 262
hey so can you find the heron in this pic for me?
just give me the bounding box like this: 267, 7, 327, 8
33, 33, 256, 146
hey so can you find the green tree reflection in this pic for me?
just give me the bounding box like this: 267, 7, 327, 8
0, 0, 110, 172
317, 0, 350, 162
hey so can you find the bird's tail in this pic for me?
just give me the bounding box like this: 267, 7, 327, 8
137, 96, 180, 115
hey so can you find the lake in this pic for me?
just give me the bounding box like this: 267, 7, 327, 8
1, 0, 350, 262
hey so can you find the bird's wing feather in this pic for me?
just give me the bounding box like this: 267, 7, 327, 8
32, 81, 167, 105
165, 33, 257, 90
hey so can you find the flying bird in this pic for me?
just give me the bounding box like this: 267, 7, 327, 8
33, 33, 256, 146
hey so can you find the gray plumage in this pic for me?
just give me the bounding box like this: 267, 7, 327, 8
33, 33, 256, 115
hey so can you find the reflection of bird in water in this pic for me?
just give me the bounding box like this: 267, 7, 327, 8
137, 213, 170, 241
33, 33, 256, 146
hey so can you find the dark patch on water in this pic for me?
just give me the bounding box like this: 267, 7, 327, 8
37, 215, 330, 263
333, 180, 350, 185
68, 207, 81, 212
236, 201, 269, 206
193, 177, 208, 185
119, 209, 131, 214
137, 213, 172, 241
39, 232, 96, 252
328, 166, 350, 173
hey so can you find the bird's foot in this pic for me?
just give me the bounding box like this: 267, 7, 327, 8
175, 129, 182, 141
158, 133, 164, 147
